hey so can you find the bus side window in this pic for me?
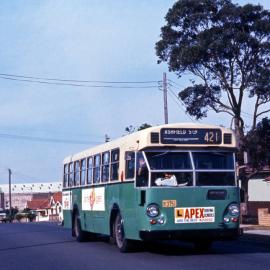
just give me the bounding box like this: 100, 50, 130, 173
74, 160, 80, 186
87, 157, 93, 185
110, 149, 120, 181
63, 164, 68, 187
125, 151, 135, 179
93, 154, 101, 184
68, 162, 74, 187
101, 152, 110, 182
136, 152, 149, 187
81, 159, 86, 185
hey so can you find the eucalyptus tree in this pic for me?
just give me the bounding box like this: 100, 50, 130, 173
156, 0, 270, 161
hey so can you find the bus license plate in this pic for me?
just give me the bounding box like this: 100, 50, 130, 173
162, 200, 177, 208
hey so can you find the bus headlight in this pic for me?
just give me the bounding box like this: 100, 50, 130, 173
146, 204, 160, 217
228, 204, 240, 217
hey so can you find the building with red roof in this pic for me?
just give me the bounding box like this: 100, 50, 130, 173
26, 192, 62, 222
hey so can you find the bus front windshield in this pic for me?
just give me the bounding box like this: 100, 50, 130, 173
146, 152, 192, 170
145, 152, 193, 187
193, 152, 235, 186
143, 151, 235, 187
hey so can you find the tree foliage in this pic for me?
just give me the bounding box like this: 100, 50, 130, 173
137, 123, 152, 131
125, 123, 152, 134
156, 0, 270, 148
244, 117, 270, 168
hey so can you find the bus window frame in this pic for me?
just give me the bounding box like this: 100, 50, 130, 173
144, 150, 193, 188
81, 158, 86, 186
87, 156, 93, 185
74, 160, 80, 186
68, 162, 74, 187
63, 164, 69, 188
93, 154, 101, 184
125, 151, 135, 180
110, 148, 120, 182
135, 149, 236, 188
101, 151, 110, 183
134, 151, 151, 188
192, 150, 236, 186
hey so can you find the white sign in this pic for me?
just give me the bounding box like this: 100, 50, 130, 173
82, 187, 105, 211
62, 191, 72, 210
174, 207, 215, 223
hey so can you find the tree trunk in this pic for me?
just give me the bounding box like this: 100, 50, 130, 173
234, 117, 245, 164
234, 116, 250, 224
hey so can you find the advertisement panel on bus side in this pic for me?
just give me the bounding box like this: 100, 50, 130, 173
62, 191, 72, 210
82, 187, 105, 211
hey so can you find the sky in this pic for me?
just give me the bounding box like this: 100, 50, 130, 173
0, 0, 269, 184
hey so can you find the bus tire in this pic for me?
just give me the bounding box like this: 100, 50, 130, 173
114, 212, 132, 252
109, 221, 116, 245
73, 212, 87, 242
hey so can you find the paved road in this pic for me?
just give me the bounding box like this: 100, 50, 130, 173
0, 222, 270, 270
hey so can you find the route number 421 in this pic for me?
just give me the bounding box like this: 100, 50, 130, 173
204, 131, 219, 143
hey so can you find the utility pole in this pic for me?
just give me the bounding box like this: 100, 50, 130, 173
163, 72, 168, 124
8, 169, 12, 216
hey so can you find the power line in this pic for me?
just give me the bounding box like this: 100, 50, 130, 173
167, 86, 197, 123
0, 73, 160, 84
168, 79, 185, 88
0, 132, 101, 145
0, 75, 158, 89
169, 81, 269, 123
0, 73, 160, 89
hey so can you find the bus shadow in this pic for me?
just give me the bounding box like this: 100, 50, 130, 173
138, 234, 270, 256
84, 233, 270, 255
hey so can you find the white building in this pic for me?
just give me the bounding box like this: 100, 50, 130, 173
0, 182, 62, 210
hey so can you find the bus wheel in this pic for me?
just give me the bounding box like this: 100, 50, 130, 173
74, 212, 87, 242
109, 221, 116, 245
114, 213, 132, 252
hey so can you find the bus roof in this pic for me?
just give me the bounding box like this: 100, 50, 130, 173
63, 122, 236, 164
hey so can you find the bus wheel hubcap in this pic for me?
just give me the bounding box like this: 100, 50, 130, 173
116, 216, 124, 247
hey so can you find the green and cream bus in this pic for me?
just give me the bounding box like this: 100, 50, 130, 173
62, 123, 240, 252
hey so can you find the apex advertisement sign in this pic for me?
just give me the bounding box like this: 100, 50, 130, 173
174, 207, 215, 223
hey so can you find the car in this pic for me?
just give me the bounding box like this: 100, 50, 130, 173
0, 209, 7, 223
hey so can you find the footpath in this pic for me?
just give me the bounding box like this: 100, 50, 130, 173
240, 224, 270, 245
241, 224, 270, 235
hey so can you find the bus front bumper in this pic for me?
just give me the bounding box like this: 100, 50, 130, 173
139, 228, 240, 241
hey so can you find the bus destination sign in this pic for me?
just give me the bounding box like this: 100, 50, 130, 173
160, 128, 222, 145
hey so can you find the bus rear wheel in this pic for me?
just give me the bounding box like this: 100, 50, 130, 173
73, 212, 87, 242
114, 213, 132, 252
